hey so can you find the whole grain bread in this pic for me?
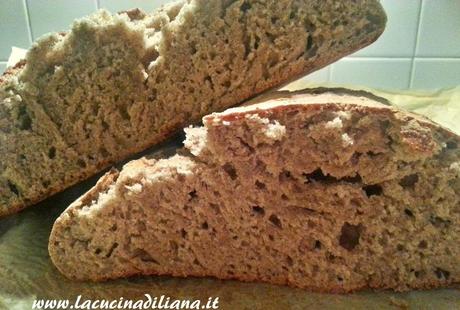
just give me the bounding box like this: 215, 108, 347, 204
0, 0, 386, 217
49, 88, 460, 293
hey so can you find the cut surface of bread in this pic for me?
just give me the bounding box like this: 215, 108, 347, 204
0, 0, 386, 216
49, 88, 460, 293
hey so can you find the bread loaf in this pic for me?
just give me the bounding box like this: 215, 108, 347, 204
0, 0, 386, 216
49, 88, 460, 292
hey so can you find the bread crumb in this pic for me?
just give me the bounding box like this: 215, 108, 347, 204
449, 162, 460, 175
125, 183, 143, 194
336, 111, 351, 120
341, 133, 354, 146
264, 121, 286, 141
184, 126, 208, 156
325, 117, 343, 129
245, 115, 286, 141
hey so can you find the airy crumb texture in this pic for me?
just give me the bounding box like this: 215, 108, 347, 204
0, 0, 386, 217
50, 88, 460, 293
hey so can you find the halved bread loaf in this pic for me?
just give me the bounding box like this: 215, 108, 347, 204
0, 0, 386, 217
49, 88, 460, 293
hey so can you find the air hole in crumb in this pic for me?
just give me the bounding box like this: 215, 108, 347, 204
286, 256, 293, 266
305, 42, 318, 58
133, 249, 159, 264
180, 229, 187, 238
306, 35, 313, 50
77, 159, 86, 168
100, 147, 110, 158
339, 223, 363, 251
48, 147, 56, 159
110, 224, 117, 231
101, 120, 109, 130
326, 252, 337, 262
414, 271, 421, 278
222, 163, 237, 180
342, 174, 363, 183
188, 190, 197, 200
193, 258, 201, 266
255, 180, 266, 190
430, 215, 451, 228
366, 151, 379, 157
337, 276, 343, 282
119, 106, 130, 121
42, 180, 50, 188
304, 169, 362, 184
314, 240, 321, 250
279, 170, 292, 182
252, 206, 265, 216
269, 214, 282, 228
7, 180, 19, 196
304, 169, 335, 183
418, 240, 428, 249
268, 234, 274, 241
363, 184, 382, 197
397, 244, 404, 251
446, 141, 457, 149
399, 174, 419, 188
434, 268, 450, 280
201, 222, 209, 230
209, 203, 220, 214
18, 105, 32, 130
240, 2, 251, 12
350, 152, 361, 165
404, 209, 414, 217
106, 243, 118, 258
95, 248, 102, 255
281, 194, 288, 201
254, 36, 260, 50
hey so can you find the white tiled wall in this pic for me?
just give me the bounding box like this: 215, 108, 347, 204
1, 0, 459, 90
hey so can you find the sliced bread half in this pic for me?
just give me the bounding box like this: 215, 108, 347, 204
0, 0, 386, 216
49, 88, 460, 292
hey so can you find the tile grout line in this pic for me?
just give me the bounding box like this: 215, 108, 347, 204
409, 0, 424, 89
22, 0, 34, 43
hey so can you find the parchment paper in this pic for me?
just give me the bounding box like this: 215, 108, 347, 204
0, 49, 459, 309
